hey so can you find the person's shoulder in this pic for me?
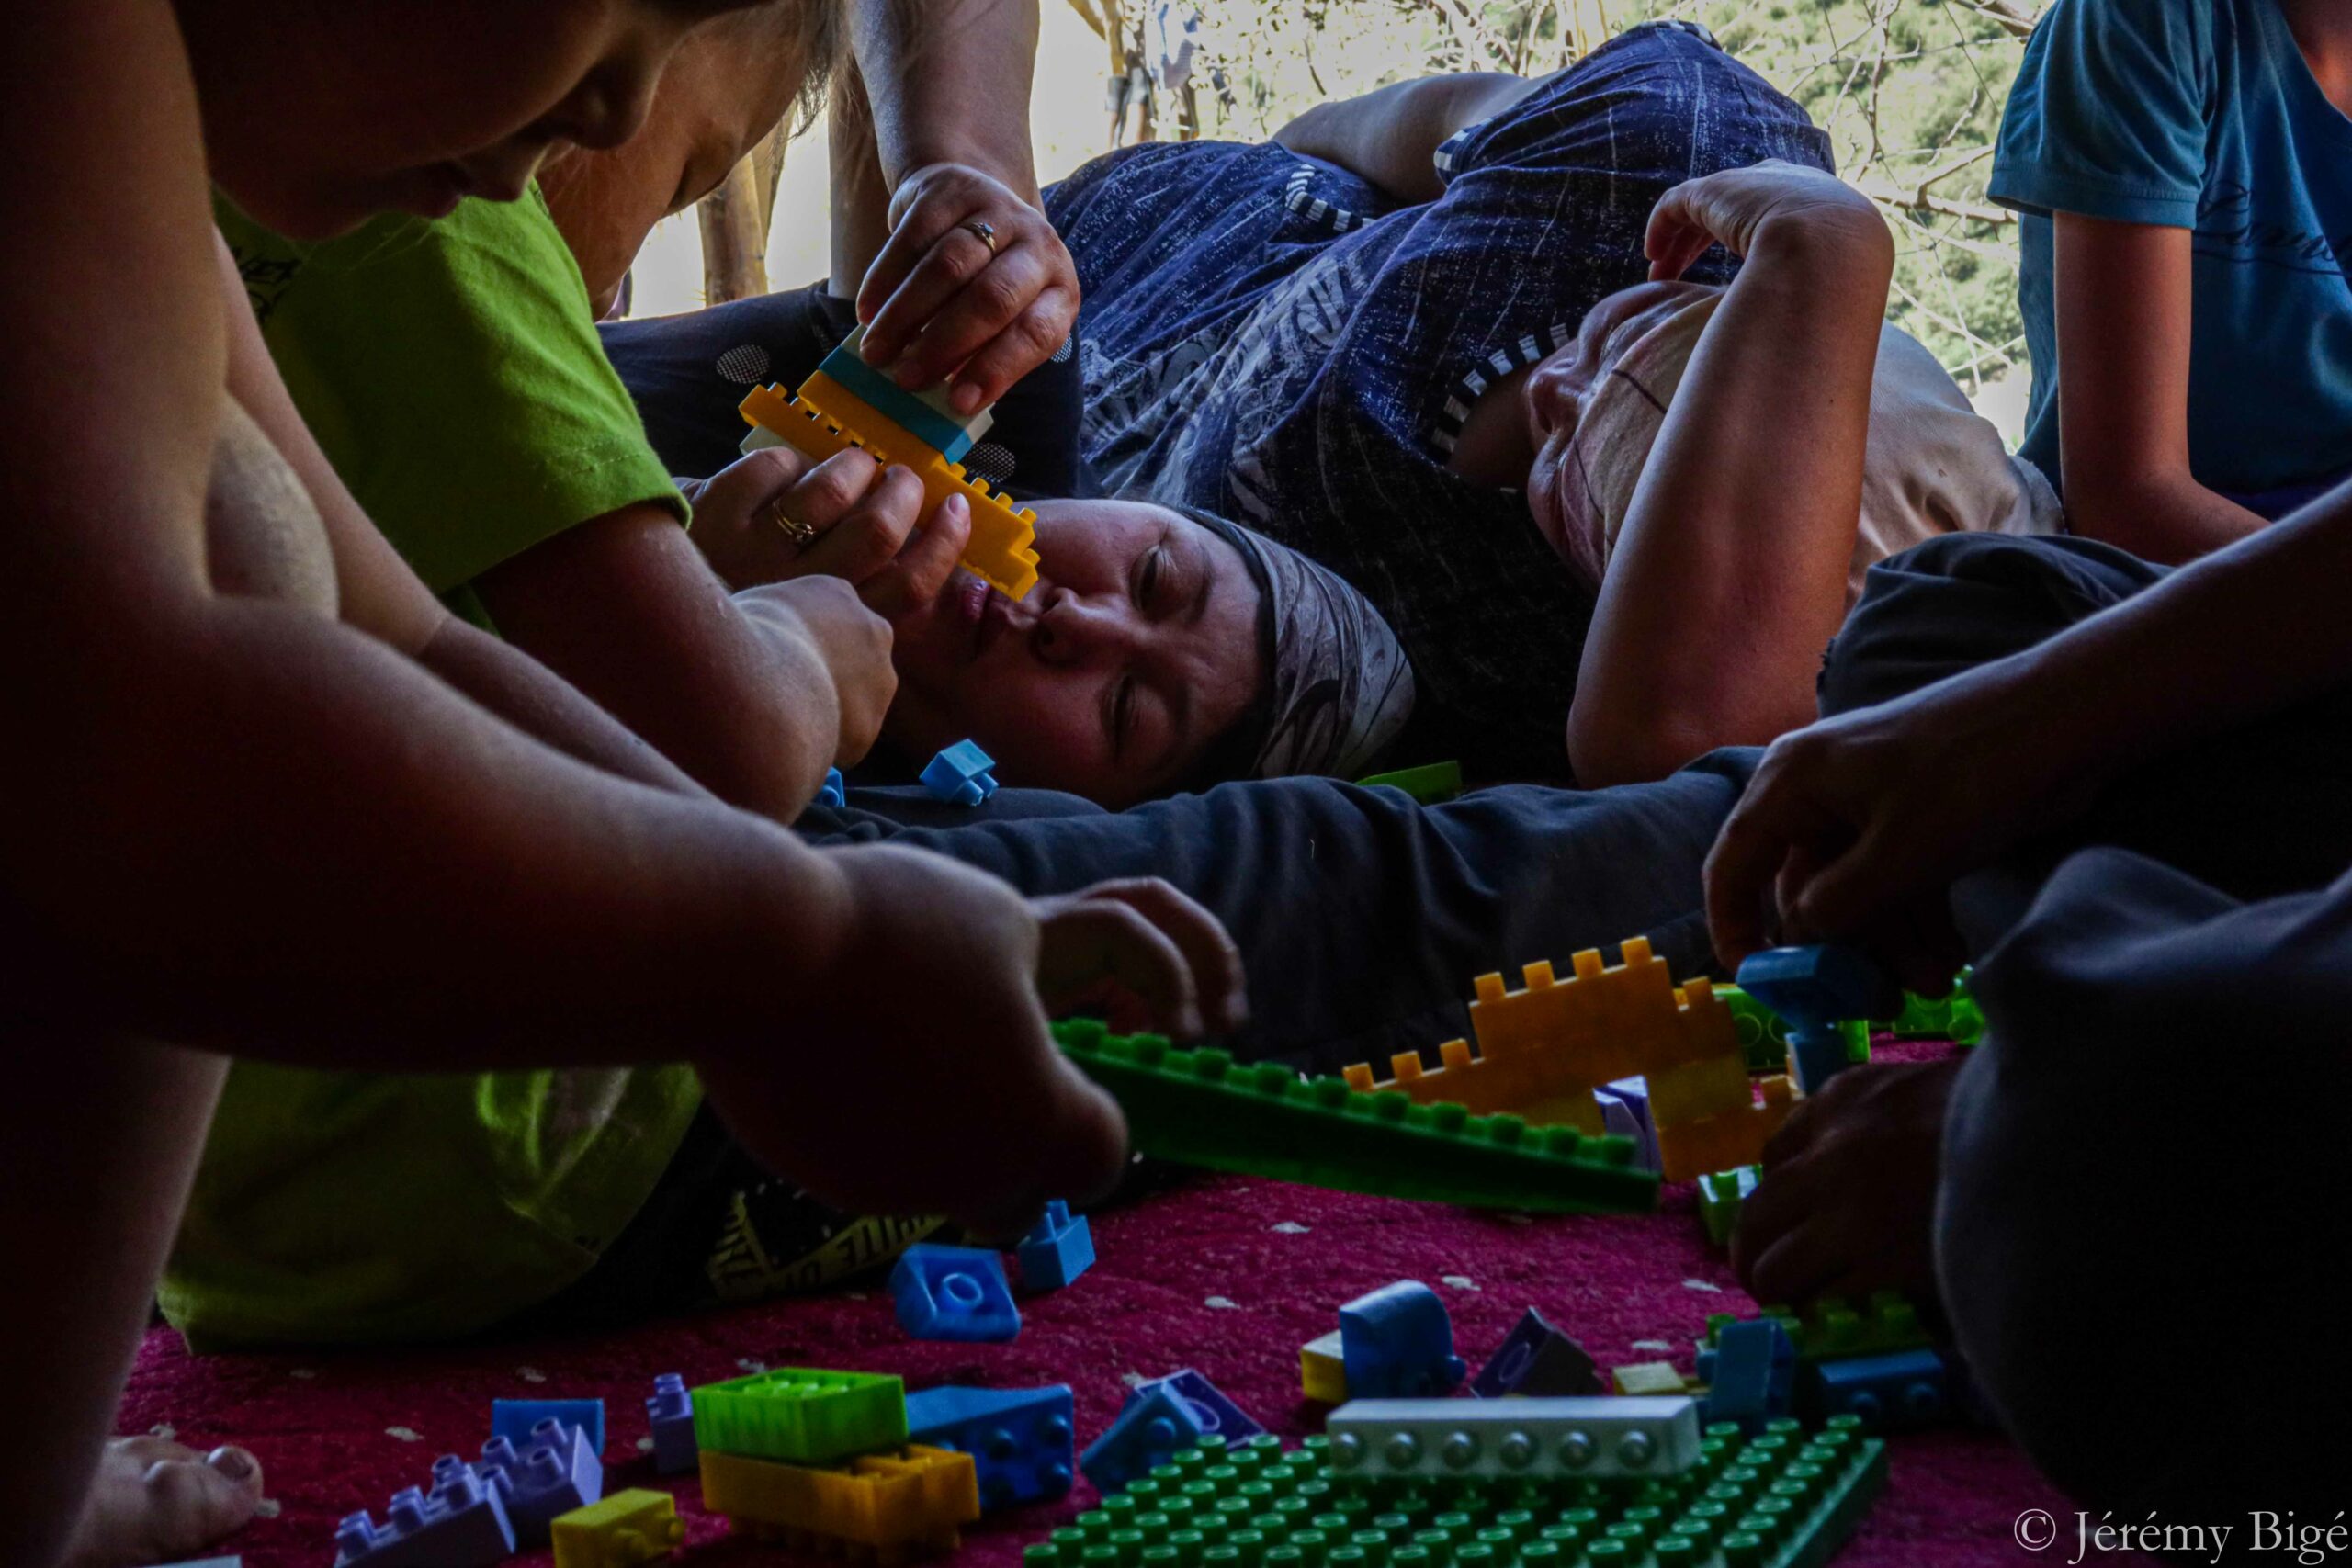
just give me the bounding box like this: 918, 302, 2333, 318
2021, 0, 2220, 76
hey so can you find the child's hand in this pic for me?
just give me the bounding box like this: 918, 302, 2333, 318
698, 843, 1129, 1235
1033, 877, 1250, 1040
1730, 1058, 1962, 1307
732, 576, 897, 769
856, 163, 1079, 415
1645, 160, 1885, 279
690, 446, 973, 619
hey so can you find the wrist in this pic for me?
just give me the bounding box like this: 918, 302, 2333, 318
1754, 206, 1894, 277
894, 146, 1042, 209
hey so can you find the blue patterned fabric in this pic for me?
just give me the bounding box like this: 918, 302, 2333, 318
1047, 24, 1831, 783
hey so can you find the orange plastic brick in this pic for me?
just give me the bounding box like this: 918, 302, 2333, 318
702, 1444, 978, 1564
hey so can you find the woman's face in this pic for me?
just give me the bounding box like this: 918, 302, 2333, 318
886, 501, 1264, 807
1523, 279, 1719, 577
186, 0, 764, 239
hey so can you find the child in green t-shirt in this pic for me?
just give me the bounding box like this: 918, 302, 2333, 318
4, 7, 1239, 1568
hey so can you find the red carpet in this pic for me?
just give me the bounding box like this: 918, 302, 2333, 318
121, 1163, 2146, 1568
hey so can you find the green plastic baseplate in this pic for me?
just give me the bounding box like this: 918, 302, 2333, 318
1023, 1423, 1886, 1568
1053, 1021, 1657, 1215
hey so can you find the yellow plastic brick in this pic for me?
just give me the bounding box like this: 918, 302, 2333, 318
549, 1489, 684, 1568
1301, 1329, 1349, 1404
702, 1443, 978, 1563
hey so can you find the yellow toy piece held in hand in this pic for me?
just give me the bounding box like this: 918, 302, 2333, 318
738, 326, 1041, 602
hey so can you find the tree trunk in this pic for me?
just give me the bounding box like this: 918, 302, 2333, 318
698, 154, 770, 306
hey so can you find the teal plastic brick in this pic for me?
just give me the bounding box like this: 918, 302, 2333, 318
690, 1367, 906, 1464
1022, 1417, 1886, 1568
1052, 1021, 1657, 1214
1702, 1292, 1930, 1367
1697, 1166, 1759, 1248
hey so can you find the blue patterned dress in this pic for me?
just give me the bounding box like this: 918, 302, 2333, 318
1047, 23, 1831, 782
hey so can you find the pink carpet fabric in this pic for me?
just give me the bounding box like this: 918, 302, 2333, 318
120, 1168, 2145, 1566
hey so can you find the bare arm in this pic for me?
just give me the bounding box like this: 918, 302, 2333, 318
1569, 165, 1894, 785
2053, 212, 2267, 563
1272, 73, 1539, 204
852, 0, 1042, 200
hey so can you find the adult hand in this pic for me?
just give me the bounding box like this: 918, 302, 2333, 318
1703, 669, 2113, 989
732, 575, 896, 768
697, 843, 1127, 1236
856, 162, 1078, 414
686, 445, 973, 619
1645, 159, 1885, 279
1032, 877, 1250, 1041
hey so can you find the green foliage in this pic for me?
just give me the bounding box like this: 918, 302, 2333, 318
1161, 0, 2045, 400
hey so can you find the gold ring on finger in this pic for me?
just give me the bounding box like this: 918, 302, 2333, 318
760, 494, 818, 547
960, 219, 999, 254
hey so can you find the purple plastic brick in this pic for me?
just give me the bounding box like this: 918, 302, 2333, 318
1078, 1383, 1205, 1495
334, 1464, 514, 1567
646, 1372, 698, 1475
1469, 1307, 1600, 1399
473, 1418, 602, 1544
1123, 1369, 1262, 1442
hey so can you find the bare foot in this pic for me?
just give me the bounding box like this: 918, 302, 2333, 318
63, 1436, 263, 1568
1731, 1058, 1961, 1307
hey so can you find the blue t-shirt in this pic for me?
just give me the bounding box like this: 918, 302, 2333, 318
1991, 0, 2352, 500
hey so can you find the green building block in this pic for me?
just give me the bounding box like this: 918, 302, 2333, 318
1716, 987, 1793, 1077
1890, 972, 1984, 1046
1702, 1292, 1929, 1367
1356, 760, 1464, 805
1021, 1419, 1885, 1568
1053, 1021, 1658, 1215
1696, 1167, 1759, 1248
691, 1367, 907, 1465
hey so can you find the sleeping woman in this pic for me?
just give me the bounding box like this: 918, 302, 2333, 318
609, 20, 2057, 792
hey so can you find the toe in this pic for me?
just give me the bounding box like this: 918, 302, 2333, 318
135, 1450, 263, 1560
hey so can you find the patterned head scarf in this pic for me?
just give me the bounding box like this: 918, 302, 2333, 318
1182, 507, 1418, 781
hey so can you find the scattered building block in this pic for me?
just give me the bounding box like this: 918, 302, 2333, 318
815, 768, 846, 809
890, 1244, 1022, 1342
1656, 1077, 1793, 1183
1611, 1361, 1688, 1396
918, 740, 999, 806
1593, 1077, 1657, 1170
1299, 1329, 1349, 1404
1705, 1291, 1930, 1365
1015, 1201, 1094, 1292
702, 1443, 978, 1563
904, 1384, 1075, 1509
1696, 1164, 1760, 1247
644, 1374, 696, 1476
1804, 1348, 1952, 1433
1077, 1384, 1205, 1495
813, 328, 992, 463
1339, 1280, 1466, 1399
474, 1419, 602, 1544
1737, 945, 1900, 1094
1055, 1021, 1656, 1213
492, 1398, 604, 1458
334, 1464, 515, 1568
1697, 1319, 1795, 1433
1124, 1369, 1261, 1442
549, 1489, 684, 1568
1326, 1396, 1702, 1480
1354, 760, 1464, 804
1468, 1307, 1599, 1398
691, 1367, 907, 1465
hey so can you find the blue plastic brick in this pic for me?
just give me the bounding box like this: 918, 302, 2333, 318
817, 333, 985, 462
1468, 1306, 1600, 1398
1698, 1319, 1794, 1433
920, 739, 998, 806
890, 1243, 1021, 1342
816, 768, 846, 808
1804, 1348, 1951, 1433
474, 1418, 602, 1544
1078, 1383, 1206, 1495
334, 1464, 515, 1567
492, 1397, 604, 1456
1736, 946, 1899, 1033
1015, 1200, 1095, 1291
645, 1373, 697, 1476
1339, 1280, 1467, 1399
1124, 1369, 1262, 1442
905, 1384, 1075, 1509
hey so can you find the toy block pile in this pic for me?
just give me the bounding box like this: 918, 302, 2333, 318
1698, 1292, 1958, 1436
691, 1365, 1081, 1560
334, 1398, 686, 1568
1054, 1019, 1658, 1214
1340, 938, 1795, 1184
738, 327, 1041, 600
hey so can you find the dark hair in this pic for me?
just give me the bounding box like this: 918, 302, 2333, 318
1170, 503, 1278, 790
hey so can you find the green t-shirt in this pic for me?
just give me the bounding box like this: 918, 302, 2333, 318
163, 191, 702, 1348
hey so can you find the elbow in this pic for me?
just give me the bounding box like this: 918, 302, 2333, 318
1566, 698, 1726, 788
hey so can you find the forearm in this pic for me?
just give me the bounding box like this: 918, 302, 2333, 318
1936, 478, 2352, 781
10, 594, 848, 1064
851, 0, 1041, 198
2064, 468, 2268, 565
413, 615, 706, 798
1572, 216, 1892, 783
1272, 73, 1534, 203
